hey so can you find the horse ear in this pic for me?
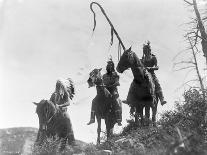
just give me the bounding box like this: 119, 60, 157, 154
127, 46, 132, 52
33, 102, 38, 106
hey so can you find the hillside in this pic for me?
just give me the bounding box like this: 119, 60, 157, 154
0, 127, 87, 155
93, 89, 207, 155
1, 90, 207, 155
0, 127, 37, 155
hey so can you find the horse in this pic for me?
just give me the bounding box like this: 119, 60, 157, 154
116, 47, 158, 126
87, 68, 122, 144
33, 99, 75, 151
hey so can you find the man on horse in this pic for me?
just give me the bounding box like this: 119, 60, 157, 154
50, 79, 71, 112
141, 41, 167, 106
49, 78, 75, 144
87, 58, 122, 126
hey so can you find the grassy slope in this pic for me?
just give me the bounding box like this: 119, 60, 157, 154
0, 127, 37, 155
0, 127, 87, 155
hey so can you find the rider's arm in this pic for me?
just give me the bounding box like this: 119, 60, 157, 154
51, 92, 70, 108
58, 101, 70, 107
107, 73, 120, 87
58, 93, 70, 107
50, 92, 60, 103
147, 56, 159, 71
153, 56, 159, 70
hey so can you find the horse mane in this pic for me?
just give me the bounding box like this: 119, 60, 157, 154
131, 51, 144, 67
36, 99, 56, 116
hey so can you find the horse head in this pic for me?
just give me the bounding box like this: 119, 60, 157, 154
116, 47, 134, 73
33, 100, 57, 131
87, 68, 102, 88
116, 47, 146, 81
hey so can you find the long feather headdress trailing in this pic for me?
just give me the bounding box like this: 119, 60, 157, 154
55, 78, 75, 100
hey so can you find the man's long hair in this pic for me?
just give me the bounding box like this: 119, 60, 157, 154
106, 58, 115, 73
55, 78, 75, 101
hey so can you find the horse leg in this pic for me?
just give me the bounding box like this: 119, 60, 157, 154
36, 129, 46, 146
134, 110, 139, 125
136, 105, 144, 127
140, 106, 144, 127
62, 112, 75, 146
145, 104, 150, 126
59, 137, 67, 152
105, 118, 110, 141
135, 106, 143, 127
108, 127, 114, 141
96, 116, 101, 145
152, 100, 158, 127
105, 117, 115, 141
35, 129, 41, 143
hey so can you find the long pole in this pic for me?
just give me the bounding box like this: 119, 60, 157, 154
90, 2, 126, 52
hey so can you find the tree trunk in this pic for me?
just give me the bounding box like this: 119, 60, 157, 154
188, 37, 205, 97
193, 0, 207, 65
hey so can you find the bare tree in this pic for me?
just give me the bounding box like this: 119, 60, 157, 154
188, 36, 206, 97
183, 0, 207, 143
184, 0, 207, 65
173, 35, 205, 96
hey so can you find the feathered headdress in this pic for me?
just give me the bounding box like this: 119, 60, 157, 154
55, 78, 75, 100
143, 40, 151, 51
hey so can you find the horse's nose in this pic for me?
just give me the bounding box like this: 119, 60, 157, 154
116, 66, 122, 73
87, 78, 91, 83
87, 78, 93, 88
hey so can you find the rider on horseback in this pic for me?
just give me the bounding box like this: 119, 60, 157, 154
141, 41, 167, 106
49, 79, 75, 145
87, 58, 122, 126
50, 79, 71, 112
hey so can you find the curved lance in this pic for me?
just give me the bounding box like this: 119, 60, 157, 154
90, 2, 126, 60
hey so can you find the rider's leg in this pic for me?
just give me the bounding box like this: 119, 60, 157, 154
63, 112, 76, 145
152, 74, 167, 105
87, 99, 96, 125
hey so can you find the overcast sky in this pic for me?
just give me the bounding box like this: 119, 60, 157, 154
0, 0, 206, 143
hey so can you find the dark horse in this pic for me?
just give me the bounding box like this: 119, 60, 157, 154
87, 68, 122, 144
33, 99, 75, 151
116, 47, 158, 126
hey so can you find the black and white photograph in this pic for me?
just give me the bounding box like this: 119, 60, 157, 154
0, 0, 207, 154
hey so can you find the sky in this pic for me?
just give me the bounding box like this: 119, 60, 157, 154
0, 0, 206, 143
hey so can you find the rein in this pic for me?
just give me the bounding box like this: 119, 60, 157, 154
47, 111, 57, 124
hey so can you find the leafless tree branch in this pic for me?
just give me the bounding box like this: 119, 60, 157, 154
174, 66, 195, 71
184, 0, 193, 5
